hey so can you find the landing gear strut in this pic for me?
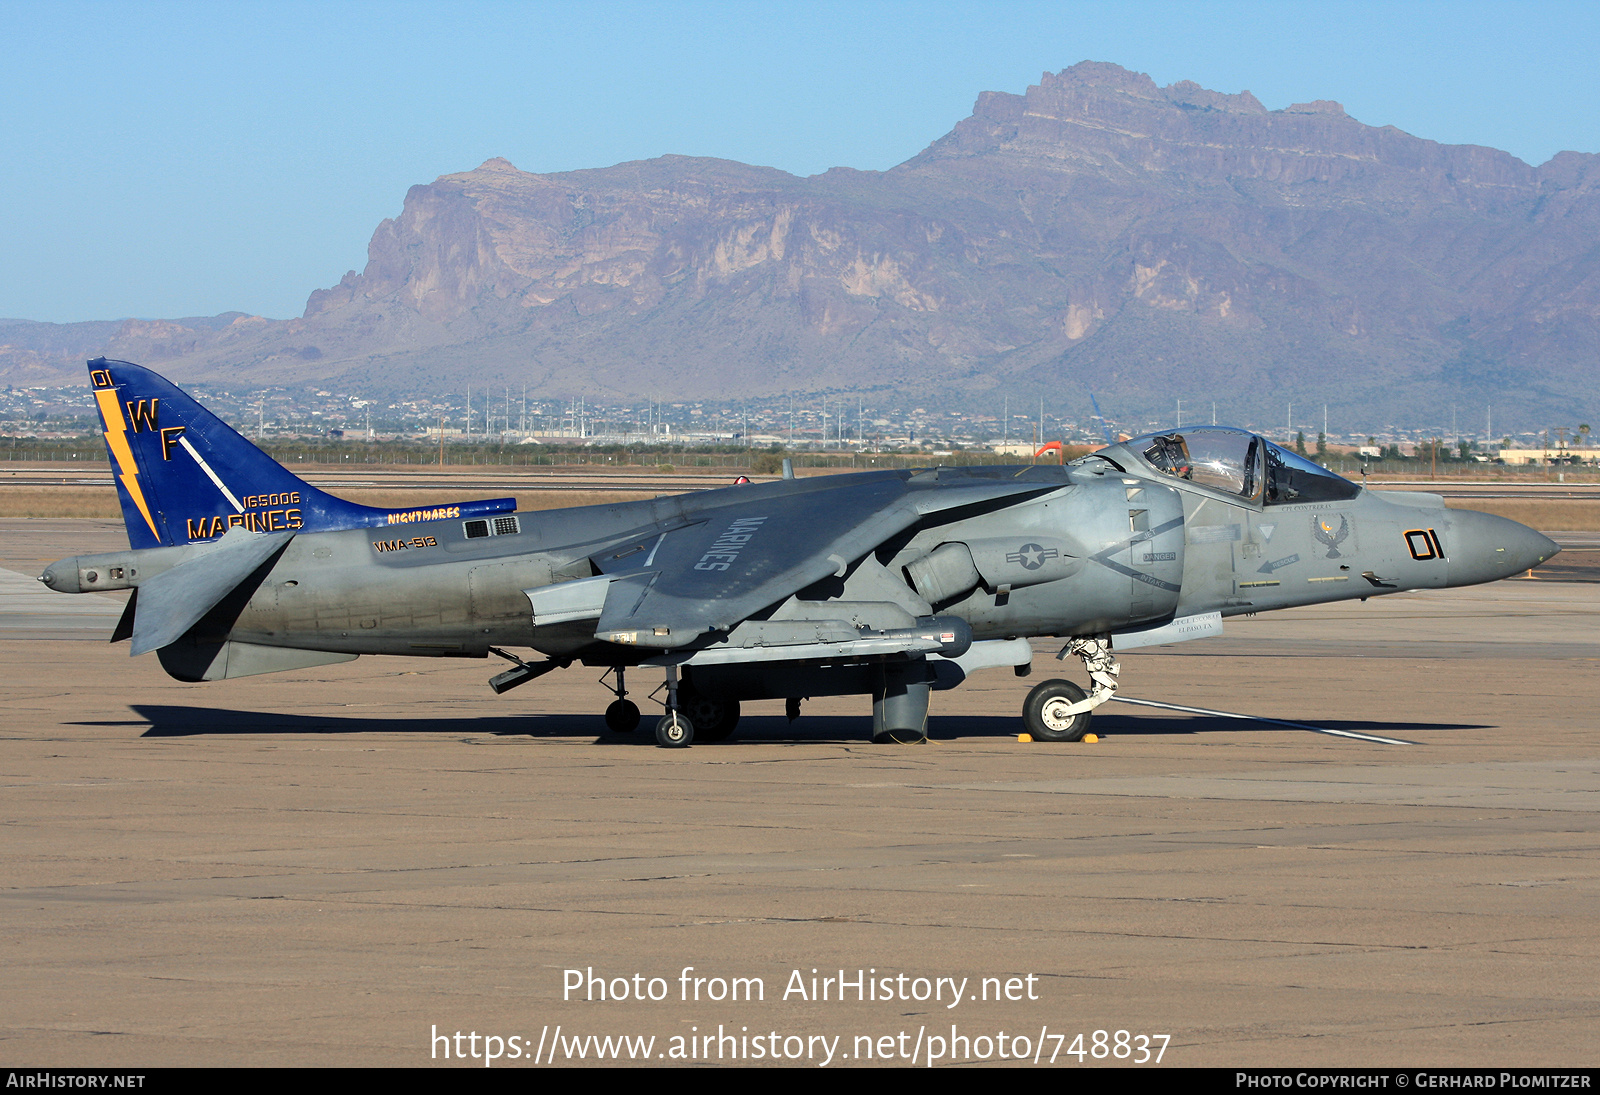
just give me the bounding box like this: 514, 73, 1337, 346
1021, 636, 1120, 743
601, 666, 640, 733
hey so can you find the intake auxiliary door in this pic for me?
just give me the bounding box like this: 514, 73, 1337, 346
1124, 482, 1184, 624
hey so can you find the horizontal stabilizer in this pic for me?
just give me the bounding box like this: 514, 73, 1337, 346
157, 641, 357, 682
131, 528, 293, 655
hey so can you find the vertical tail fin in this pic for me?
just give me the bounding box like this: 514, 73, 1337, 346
88, 358, 514, 548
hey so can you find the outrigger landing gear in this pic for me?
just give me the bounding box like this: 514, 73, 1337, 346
601, 666, 640, 733
655, 664, 693, 748
647, 666, 740, 747
1021, 636, 1120, 742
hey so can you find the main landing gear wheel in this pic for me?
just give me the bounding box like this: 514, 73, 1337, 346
1022, 679, 1093, 742
655, 711, 694, 748
605, 699, 640, 733
677, 684, 740, 742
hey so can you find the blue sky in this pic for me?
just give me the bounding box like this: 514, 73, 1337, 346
4, 0, 1597, 324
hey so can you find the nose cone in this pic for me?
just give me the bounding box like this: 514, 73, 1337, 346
1447, 510, 1560, 587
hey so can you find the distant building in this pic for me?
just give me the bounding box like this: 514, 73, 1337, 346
1496, 448, 1596, 465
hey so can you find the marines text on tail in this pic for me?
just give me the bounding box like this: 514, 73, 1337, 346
42, 359, 1558, 746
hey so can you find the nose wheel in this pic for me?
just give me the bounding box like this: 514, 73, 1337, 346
1022, 679, 1093, 741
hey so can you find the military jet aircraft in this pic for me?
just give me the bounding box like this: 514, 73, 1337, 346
41, 359, 1558, 747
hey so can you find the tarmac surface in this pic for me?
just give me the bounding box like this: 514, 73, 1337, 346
2, 520, 1597, 1067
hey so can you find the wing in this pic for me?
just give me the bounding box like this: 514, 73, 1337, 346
573, 470, 1060, 649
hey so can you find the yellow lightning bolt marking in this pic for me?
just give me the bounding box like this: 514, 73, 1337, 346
94, 386, 159, 540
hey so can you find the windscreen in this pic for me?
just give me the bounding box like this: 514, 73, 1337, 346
1263, 441, 1361, 504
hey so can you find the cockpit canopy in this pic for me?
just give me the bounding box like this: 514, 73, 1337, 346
1124, 427, 1360, 505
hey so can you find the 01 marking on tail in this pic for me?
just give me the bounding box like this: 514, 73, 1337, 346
44, 360, 1560, 747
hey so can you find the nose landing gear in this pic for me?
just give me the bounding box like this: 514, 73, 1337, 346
1021, 636, 1120, 743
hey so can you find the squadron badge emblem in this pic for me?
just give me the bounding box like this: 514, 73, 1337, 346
1312, 514, 1350, 558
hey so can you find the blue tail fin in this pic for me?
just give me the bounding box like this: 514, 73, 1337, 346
88, 358, 516, 549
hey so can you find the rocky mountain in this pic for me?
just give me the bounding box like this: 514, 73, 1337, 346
7, 62, 1598, 429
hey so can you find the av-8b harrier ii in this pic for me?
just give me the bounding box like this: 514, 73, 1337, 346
42, 359, 1557, 746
